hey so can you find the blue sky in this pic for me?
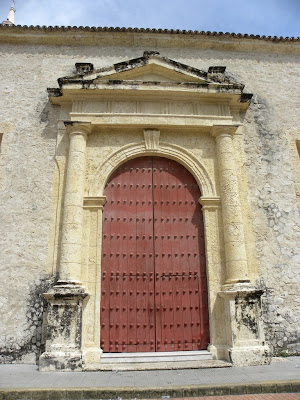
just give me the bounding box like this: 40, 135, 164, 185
1, 0, 299, 37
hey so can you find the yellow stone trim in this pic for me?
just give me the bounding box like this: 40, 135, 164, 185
65, 122, 92, 137
83, 196, 107, 209
199, 196, 221, 210
90, 141, 216, 198
143, 129, 160, 150
211, 124, 239, 137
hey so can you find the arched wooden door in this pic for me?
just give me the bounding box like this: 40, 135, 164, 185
100, 157, 209, 353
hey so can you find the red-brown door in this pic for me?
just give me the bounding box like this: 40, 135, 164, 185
100, 157, 209, 353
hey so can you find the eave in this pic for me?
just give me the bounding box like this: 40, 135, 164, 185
0, 25, 299, 55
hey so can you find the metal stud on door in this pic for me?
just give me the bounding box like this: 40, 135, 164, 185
100, 157, 209, 352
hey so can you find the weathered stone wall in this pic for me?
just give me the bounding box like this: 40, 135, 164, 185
0, 33, 299, 362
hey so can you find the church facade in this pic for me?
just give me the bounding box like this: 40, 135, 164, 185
0, 23, 299, 371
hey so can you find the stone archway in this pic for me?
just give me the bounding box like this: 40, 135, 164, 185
40, 52, 271, 371
90, 139, 217, 199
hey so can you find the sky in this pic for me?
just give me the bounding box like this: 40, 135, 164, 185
0, 0, 299, 38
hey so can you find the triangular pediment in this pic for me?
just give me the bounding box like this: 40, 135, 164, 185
93, 60, 210, 83
49, 51, 252, 111
58, 51, 219, 85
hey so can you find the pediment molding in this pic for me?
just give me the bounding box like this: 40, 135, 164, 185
61, 51, 216, 85
48, 52, 253, 122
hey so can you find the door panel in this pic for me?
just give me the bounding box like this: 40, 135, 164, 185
152, 157, 209, 351
101, 157, 155, 352
100, 156, 209, 353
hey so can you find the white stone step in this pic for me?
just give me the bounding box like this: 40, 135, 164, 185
95, 360, 231, 371
101, 350, 213, 364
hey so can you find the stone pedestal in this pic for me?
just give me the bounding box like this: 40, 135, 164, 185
39, 285, 88, 371
218, 284, 271, 366
40, 122, 91, 371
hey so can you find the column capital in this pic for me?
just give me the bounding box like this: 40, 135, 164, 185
83, 196, 107, 210
210, 125, 239, 138
64, 121, 92, 137
199, 196, 221, 210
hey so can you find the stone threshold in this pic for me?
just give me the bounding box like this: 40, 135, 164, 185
1, 380, 299, 400
101, 350, 213, 364
85, 350, 232, 371
85, 360, 232, 371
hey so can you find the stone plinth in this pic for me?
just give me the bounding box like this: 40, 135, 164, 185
39, 285, 88, 371
218, 283, 271, 366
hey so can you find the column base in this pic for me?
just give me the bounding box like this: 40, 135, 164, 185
82, 347, 103, 370
208, 344, 271, 366
39, 351, 84, 372
221, 281, 255, 291
228, 345, 271, 366
208, 344, 228, 361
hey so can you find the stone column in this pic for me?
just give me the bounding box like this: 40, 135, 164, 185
211, 125, 270, 366
39, 122, 91, 371
211, 125, 249, 285
58, 122, 91, 285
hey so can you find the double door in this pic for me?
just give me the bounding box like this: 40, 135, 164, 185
100, 156, 209, 352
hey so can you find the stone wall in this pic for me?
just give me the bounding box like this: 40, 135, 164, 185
0, 31, 299, 362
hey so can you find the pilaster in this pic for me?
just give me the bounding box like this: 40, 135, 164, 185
82, 197, 107, 369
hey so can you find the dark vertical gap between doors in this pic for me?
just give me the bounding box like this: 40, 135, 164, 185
151, 157, 157, 351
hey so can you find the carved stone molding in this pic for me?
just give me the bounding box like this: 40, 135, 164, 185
64, 121, 92, 138
83, 196, 107, 210
91, 142, 216, 198
210, 124, 239, 137
199, 196, 221, 210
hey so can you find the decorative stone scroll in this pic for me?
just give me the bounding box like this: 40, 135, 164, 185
143, 129, 160, 150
